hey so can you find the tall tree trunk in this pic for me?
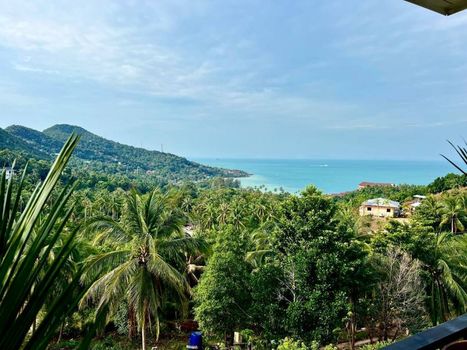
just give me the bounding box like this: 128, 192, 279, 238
57, 322, 64, 344
128, 305, 137, 339
225, 331, 234, 347
350, 313, 356, 350
392, 325, 400, 342
141, 304, 147, 350
368, 320, 374, 344
346, 300, 356, 350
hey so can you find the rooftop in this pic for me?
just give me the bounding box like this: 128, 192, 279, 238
362, 198, 401, 208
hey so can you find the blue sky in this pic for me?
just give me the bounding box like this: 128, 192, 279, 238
0, 0, 466, 160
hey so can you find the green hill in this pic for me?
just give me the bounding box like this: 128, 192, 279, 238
6, 125, 62, 156
0, 127, 49, 159
1, 124, 247, 185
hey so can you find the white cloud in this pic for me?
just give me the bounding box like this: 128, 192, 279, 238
0, 2, 189, 91
13, 62, 61, 75
1, 0, 467, 137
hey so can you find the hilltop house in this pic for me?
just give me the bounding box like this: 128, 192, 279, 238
359, 198, 401, 218
406, 194, 427, 212
4, 167, 13, 180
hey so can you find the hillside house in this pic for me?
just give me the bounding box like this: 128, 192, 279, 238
406, 194, 427, 212
4, 167, 13, 180
359, 198, 401, 218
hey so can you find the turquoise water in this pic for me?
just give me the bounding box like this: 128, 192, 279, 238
194, 158, 456, 194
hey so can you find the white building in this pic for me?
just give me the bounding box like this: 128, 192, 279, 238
4, 167, 13, 180
408, 195, 427, 212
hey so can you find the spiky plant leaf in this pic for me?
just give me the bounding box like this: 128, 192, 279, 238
0, 135, 101, 350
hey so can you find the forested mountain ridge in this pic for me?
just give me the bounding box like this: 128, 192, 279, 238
6, 125, 65, 155
43, 124, 241, 176
1, 124, 247, 186
0, 127, 50, 159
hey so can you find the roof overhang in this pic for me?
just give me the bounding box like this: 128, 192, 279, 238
405, 0, 467, 15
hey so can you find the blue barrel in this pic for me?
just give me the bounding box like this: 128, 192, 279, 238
187, 331, 202, 349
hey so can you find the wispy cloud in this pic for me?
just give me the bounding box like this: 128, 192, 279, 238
0, 80, 45, 107
326, 117, 467, 130
0, 1, 357, 125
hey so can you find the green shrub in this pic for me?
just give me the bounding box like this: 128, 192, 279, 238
90, 336, 133, 350
359, 341, 392, 350
276, 337, 309, 350
48, 339, 80, 350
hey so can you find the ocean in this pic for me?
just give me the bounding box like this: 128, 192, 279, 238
193, 158, 456, 194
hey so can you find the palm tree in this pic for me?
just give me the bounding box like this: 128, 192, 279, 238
337, 205, 372, 237
193, 201, 216, 230
82, 197, 94, 221
217, 202, 230, 226
109, 189, 125, 220
440, 196, 465, 233
427, 232, 467, 324
459, 191, 467, 214
244, 219, 279, 270
230, 202, 246, 230
414, 196, 443, 232
81, 189, 206, 350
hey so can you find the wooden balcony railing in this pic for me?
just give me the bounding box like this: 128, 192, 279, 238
383, 313, 467, 350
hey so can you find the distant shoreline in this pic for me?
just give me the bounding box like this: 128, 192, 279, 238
195, 158, 454, 194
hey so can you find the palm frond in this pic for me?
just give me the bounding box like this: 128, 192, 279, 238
157, 236, 208, 266
147, 252, 190, 297
438, 259, 467, 312
83, 216, 132, 245
441, 140, 467, 175
80, 249, 132, 285
81, 259, 137, 314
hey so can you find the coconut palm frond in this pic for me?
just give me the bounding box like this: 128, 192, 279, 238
85, 216, 132, 245
245, 249, 274, 268
246, 227, 274, 268
438, 259, 467, 311
429, 232, 467, 324
81, 259, 136, 312
80, 249, 132, 285
148, 252, 189, 296
157, 236, 207, 265
441, 140, 467, 175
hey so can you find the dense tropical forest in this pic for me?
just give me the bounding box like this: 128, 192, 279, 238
1, 135, 466, 350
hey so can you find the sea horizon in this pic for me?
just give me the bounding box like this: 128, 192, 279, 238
193, 158, 456, 194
